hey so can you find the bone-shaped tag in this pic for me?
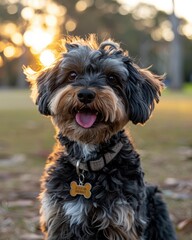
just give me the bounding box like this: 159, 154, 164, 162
70, 181, 92, 199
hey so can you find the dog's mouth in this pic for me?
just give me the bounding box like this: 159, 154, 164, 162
74, 108, 98, 129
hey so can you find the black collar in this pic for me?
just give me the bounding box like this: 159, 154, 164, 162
68, 141, 123, 172
57, 131, 126, 172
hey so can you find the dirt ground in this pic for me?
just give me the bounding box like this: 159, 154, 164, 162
0, 90, 192, 240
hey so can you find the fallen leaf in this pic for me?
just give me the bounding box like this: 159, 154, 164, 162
20, 233, 43, 240
177, 218, 192, 234
7, 200, 34, 207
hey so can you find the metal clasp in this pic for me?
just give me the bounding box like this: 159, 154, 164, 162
76, 159, 85, 185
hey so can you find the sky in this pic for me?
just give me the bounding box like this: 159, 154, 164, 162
119, 0, 192, 23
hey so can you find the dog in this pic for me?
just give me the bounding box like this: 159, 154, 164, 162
25, 35, 177, 240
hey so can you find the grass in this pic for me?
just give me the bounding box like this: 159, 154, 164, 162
184, 83, 192, 93
0, 89, 192, 239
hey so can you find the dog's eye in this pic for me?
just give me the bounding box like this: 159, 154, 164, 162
68, 72, 77, 81
108, 75, 115, 81
108, 75, 118, 83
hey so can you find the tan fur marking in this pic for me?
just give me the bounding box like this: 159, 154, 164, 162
49, 85, 77, 114
50, 85, 128, 143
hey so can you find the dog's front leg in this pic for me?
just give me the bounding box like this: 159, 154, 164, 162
40, 193, 73, 240
145, 186, 177, 240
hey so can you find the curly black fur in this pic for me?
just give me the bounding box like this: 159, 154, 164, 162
39, 131, 176, 240
25, 36, 177, 240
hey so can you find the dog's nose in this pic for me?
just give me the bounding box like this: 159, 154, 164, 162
77, 89, 96, 104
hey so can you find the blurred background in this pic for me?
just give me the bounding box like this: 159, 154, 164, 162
0, 0, 192, 239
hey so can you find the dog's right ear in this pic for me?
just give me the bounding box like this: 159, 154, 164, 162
24, 63, 60, 116
123, 58, 164, 124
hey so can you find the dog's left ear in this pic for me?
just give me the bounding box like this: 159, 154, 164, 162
124, 60, 165, 124
24, 63, 60, 116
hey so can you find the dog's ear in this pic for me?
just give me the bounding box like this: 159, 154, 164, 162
124, 59, 164, 124
65, 43, 79, 52
24, 63, 60, 116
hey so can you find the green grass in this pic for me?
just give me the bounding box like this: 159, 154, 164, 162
0, 89, 192, 239
184, 83, 192, 93
0, 90, 55, 155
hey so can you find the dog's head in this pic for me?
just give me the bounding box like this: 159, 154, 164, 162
25, 36, 164, 144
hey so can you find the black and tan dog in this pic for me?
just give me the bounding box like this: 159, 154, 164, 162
25, 36, 177, 240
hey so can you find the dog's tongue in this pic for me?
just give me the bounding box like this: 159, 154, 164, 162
75, 112, 97, 128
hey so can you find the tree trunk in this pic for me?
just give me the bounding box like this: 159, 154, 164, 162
169, 1, 183, 90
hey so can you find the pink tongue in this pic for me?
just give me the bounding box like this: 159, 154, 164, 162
75, 112, 97, 128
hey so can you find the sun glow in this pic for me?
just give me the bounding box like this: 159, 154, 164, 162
4, 45, 16, 58
11, 32, 23, 45
0, 56, 4, 67
118, 0, 192, 24
40, 50, 56, 67
75, 1, 88, 12
21, 7, 34, 20
23, 29, 54, 53
1, 0, 191, 73
181, 23, 192, 40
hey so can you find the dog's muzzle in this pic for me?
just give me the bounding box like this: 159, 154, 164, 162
75, 89, 98, 129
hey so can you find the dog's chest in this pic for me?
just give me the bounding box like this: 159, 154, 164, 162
42, 136, 146, 239
62, 145, 137, 237
64, 143, 135, 228
63, 197, 135, 232
63, 198, 89, 226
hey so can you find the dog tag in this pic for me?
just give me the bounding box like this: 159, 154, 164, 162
70, 181, 92, 199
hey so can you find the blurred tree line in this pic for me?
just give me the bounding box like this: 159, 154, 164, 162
0, 0, 192, 89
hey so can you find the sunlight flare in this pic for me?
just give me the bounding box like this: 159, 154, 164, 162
23, 29, 54, 53
40, 50, 56, 67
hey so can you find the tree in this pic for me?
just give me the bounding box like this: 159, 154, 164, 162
169, 0, 183, 89
0, 0, 191, 88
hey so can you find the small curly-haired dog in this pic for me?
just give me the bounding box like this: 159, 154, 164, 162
25, 36, 177, 240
